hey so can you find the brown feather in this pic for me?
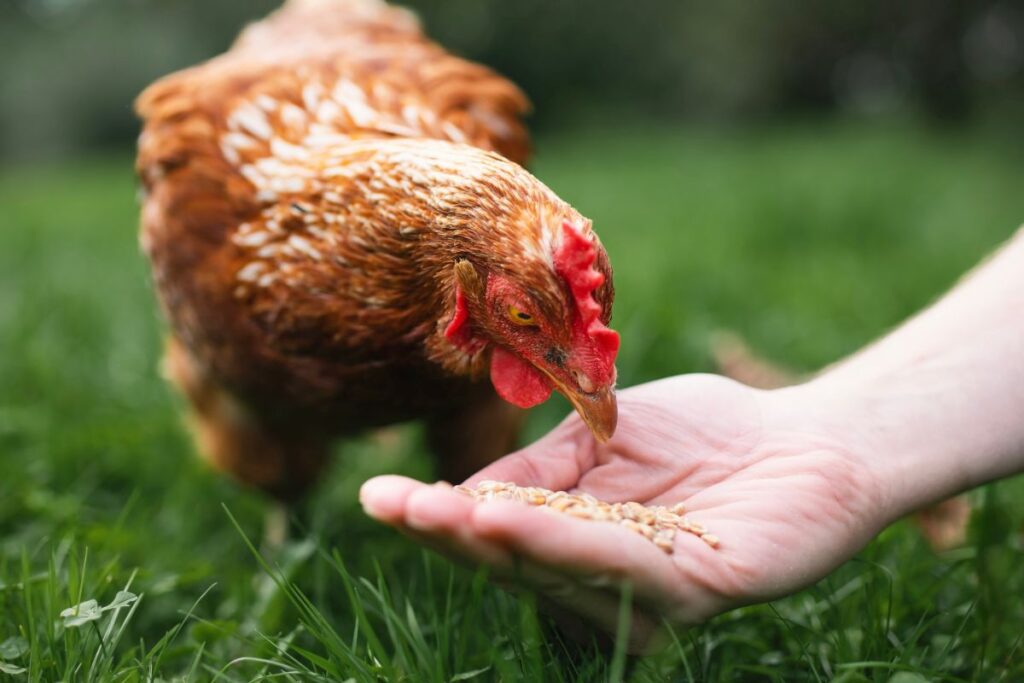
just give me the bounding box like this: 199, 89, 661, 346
136, 0, 613, 495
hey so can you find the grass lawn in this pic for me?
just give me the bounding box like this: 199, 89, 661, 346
1, 120, 1023, 681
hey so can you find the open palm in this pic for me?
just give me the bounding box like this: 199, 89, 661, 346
361, 375, 889, 649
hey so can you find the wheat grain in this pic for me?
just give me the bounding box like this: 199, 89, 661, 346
453, 481, 718, 555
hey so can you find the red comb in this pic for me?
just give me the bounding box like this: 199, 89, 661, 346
554, 221, 620, 368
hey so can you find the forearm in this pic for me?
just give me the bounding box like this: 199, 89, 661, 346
790, 226, 1024, 518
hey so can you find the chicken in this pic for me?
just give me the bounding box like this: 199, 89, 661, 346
135, 0, 620, 501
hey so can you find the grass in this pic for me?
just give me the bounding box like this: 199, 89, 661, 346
1, 119, 1023, 681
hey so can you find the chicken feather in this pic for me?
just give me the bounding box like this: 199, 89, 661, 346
136, 0, 617, 499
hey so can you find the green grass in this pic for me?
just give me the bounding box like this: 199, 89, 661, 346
1, 120, 1023, 681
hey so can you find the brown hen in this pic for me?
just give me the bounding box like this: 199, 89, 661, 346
136, 0, 620, 501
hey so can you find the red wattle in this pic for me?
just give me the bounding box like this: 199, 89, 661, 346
490, 347, 552, 408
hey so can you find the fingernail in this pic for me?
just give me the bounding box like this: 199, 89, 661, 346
358, 478, 387, 517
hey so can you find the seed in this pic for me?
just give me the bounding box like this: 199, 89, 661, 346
566, 505, 596, 519
620, 519, 644, 534
622, 502, 646, 520
653, 530, 675, 551
453, 481, 716, 555
475, 480, 505, 494
548, 497, 575, 512
656, 510, 681, 526
684, 520, 708, 535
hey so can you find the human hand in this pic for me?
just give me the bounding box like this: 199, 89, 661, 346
360, 374, 890, 650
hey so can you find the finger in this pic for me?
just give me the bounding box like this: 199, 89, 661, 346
408, 519, 666, 652
464, 417, 596, 490
402, 484, 515, 566
469, 500, 678, 597
394, 489, 602, 604
359, 476, 509, 564
402, 518, 665, 651
366, 482, 676, 648
469, 499, 728, 622
359, 475, 425, 524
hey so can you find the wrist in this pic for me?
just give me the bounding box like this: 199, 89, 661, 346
770, 374, 972, 525
771, 227, 1024, 521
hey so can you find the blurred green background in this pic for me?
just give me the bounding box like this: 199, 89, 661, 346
1, 0, 1022, 160
2, 0, 1024, 680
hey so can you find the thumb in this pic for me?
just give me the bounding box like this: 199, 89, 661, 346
462, 412, 595, 490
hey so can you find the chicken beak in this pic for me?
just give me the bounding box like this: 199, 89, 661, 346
571, 386, 618, 442
546, 378, 617, 442
533, 364, 618, 442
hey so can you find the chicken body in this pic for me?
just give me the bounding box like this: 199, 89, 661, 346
137, 0, 618, 499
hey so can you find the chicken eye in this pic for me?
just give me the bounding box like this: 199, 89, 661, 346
507, 305, 538, 327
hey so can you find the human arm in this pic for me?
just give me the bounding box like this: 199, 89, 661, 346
359, 227, 1024, 648
796, 226, 1024, 517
